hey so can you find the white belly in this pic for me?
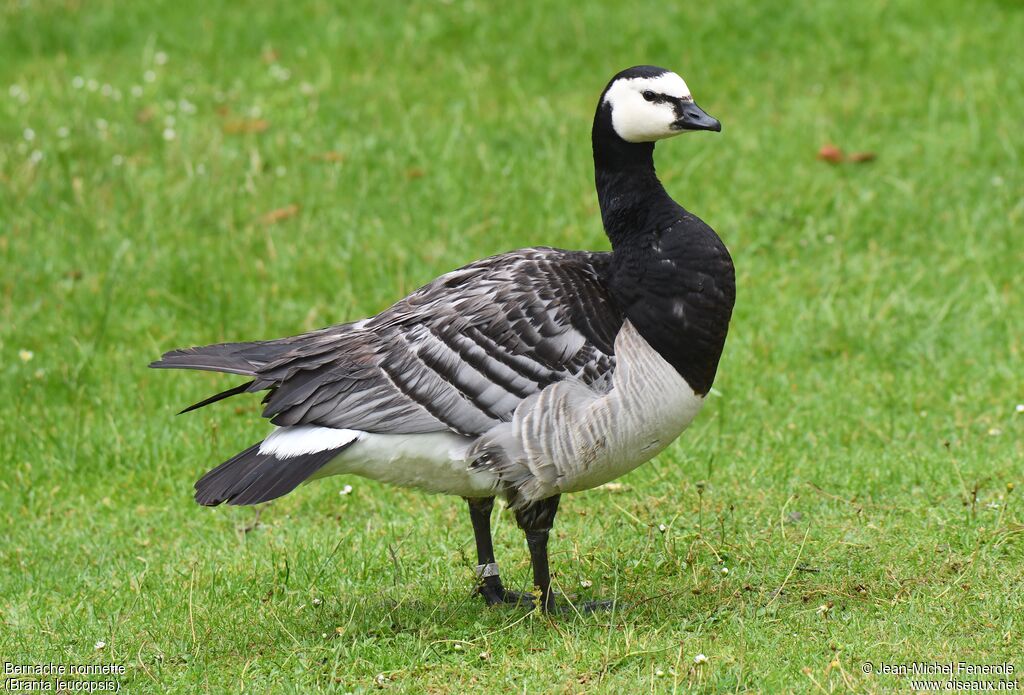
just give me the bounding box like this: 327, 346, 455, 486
310, 431, 497, 497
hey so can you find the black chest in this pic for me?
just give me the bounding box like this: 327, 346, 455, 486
607, 215, 735, 395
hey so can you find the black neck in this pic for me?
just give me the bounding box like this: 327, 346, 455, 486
592, 110, 681, 249
590, 102, 735, 395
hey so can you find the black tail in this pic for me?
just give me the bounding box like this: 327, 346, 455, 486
194, 440, 354, 506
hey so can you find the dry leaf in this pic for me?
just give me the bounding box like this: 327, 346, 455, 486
405, 167, 425, 179
848, 151, 877, 163
314, 151, 345, 163
260, 204, 299, 224
135, 107, 155, 124
817, 144, 843, 164
262, 48, 280, 64
223, 118, 270, 135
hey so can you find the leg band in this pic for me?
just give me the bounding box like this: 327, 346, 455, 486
475, 562, 500, 579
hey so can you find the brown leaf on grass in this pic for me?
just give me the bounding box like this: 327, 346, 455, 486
817, 144, 843, 164
223, 118, 270, 135
262, 48, 280, 64
260, 204, 299, 225
135, 107, 156, 124
405, 167, 425, 179
313, 151, 345, 163
848, 151, 877, 163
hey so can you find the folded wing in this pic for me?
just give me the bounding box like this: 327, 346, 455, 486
152, 247, 624, 437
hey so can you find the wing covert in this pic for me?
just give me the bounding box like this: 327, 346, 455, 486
258, 248, 624, 436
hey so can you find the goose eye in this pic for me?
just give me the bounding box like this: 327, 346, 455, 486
642, 90, 657, 102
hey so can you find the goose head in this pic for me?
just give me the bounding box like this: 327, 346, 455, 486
598, 65, 720, 144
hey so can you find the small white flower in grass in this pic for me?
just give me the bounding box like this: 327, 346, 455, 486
164, 115, 176, 127
162, 128, 176, 141
196, 163, 206, 176
580, 579, 592, 588
1016, 404, 1024, 414
986, 502, 1000, 510
18, 350, 34, 362
29, 150, 43, 164
478, 651, 490, 661
9, 84, 25, 98
275, 166, 287, 178
143, 70, 156, 83
655, 669, 665, 677
321, 632, 328, 639
101, 83, 113, 97
991, 176, 1005, 187
71, 76, 85, 89
312, 597, 322, 606
95, 118, 108, 131
154, 51, 169, 65
95, 640, 106, 650
23, 128, 35, 141
339, 484, 353, 496
57, 126, 70, 138
374, 673, 387, 686
87, 79, 99, 92
720, 567, 729, 575
270, 64, 291, 82
130, 85, 143, 97
34, 369, 45, 380
658, 523, 667, 533
988, 428, 1002, 437
694, 653, 707, 665
179, 98, 197, 115
112, 155, 124, 167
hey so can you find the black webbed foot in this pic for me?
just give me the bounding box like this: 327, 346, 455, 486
487, 587, 621, 614
536, 595, 620, 615
477, 584, 534, 607
561, 598, 620, 614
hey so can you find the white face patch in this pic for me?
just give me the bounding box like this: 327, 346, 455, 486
603, 72, 693, 143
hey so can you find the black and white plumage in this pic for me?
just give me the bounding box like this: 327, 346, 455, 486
152, 65, 735, 612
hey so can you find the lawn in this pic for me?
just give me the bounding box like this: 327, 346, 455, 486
1, 0, 1022, 692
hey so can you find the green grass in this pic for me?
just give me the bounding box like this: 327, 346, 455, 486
2, 0, 1022, 691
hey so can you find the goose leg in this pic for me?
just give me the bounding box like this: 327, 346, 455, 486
515, 495, 618, 614
465, 497, 530, 606
515, 494, 561, 613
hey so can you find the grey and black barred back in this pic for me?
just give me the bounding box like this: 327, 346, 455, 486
152, 247, 626, 439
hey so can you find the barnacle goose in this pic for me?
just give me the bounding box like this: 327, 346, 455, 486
151, 65, 735, 612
